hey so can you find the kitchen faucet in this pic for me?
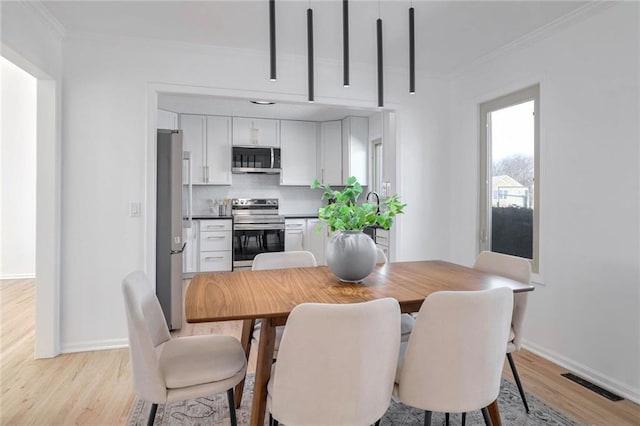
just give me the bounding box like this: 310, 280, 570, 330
366, 191, 380, 214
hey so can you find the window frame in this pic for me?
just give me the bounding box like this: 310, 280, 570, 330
479, 84, 540, 273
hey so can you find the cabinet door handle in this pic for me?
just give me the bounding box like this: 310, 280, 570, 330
287, 224, 304, 228
207, 236, 226, 240
204, 256, 224, 260
287, 231, 303, 234
206, 225, 226, 229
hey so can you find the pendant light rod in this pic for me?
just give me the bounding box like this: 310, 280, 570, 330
343, 0, 349, 87
307, 8, 314, 102
269, 0, 276, 81
377, 18, 384, 107
409, 6, 415, 94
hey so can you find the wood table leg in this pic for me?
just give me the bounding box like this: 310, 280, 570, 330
487, 399, 502, 426
250, 318, 276, 426
234, 319, 255, 409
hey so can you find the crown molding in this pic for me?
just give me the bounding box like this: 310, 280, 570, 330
451, 0, 616, 78
22, 0, 67, 39
64, 29, 422, 78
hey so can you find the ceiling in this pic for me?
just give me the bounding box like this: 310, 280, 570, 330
41, 1, 589, 120
43, 0, 589, 75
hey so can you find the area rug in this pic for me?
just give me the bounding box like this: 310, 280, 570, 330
127, 375, 578, 425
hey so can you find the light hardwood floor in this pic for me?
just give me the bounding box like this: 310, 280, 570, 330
1, 279, 638, 425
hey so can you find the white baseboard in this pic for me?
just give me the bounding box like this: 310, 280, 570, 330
523, 339, 640, 405
0, 273, 36, 279
61, 338, 128, 354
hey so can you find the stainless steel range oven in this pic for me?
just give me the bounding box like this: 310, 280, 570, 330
232, 198, 285, 269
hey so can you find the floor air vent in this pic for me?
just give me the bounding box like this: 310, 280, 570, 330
561, 373, 624, 401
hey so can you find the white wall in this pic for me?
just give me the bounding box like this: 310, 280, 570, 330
448, 3, 639, 401
1, 57, 37, 278
58, 32, 449, 352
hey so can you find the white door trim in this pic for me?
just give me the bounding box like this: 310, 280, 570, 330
2, 44, 61, 358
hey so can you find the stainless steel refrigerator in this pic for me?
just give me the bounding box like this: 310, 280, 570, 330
156, 129, 184, 330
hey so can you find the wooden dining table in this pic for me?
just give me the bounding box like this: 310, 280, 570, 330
185, 260, 535, 426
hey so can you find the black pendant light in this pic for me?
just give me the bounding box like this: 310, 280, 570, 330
343, 0, 350, 87
377, 17, 384, 107
269, 0, 276, 81
409, 5, 415, 94
307, 7, 314, 102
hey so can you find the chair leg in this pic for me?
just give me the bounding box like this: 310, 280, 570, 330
461, 412, 466, 426
481, 407, 492, 426
147, 403, 158, 426
227, 389, 237, 426
507, 352, 530, 413
423, 410, 432, 426
445, 412, 450, 426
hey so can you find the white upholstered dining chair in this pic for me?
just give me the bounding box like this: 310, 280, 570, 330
395, 288, 513, 426
376, 247, 415, 343
473, 250, 532, 413
268, 298, 401, 426
251, 251, 318, 359
253, 250, 318, 271
122, 271, 247, 426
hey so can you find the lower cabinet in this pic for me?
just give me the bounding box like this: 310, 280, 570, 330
306, 219, 327, 266
183, 221, 199, 274
285, 218, 328, 266
375, 228, 390, 261
184, 219, 233, 274
199, 219, 232, 272
284, 219, 306, 252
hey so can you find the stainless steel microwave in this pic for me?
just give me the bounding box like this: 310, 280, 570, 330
232, 146, 281, 174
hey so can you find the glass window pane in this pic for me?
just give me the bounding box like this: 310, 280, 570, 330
490, 100, 535, 259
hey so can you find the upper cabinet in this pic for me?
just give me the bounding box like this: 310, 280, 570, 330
319, 121, 343, 186
232, 117, 280, 147
318, 117, 368, 186
157, 109, 178, 130
342, 116, 369, 186
180, 114, 231, 185
205, 116, 232, 185
280, 120, 318, 186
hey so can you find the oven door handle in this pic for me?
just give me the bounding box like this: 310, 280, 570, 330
234, 224, 285, 231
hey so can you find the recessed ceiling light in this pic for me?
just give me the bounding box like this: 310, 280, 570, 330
250, 100, 275, 105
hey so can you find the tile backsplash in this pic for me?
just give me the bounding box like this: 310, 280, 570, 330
189, 174, 324, 215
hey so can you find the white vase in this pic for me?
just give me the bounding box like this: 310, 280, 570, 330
325, 230, 377, 282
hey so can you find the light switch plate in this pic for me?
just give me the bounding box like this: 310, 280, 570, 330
129, 201, 142, 217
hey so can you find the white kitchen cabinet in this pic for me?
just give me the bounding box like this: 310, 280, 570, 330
284, 219, 306, 252
306, 218, 327, 265
179, 114, 231, 185
342, 116, 369, 185
375, 228, 390, 261
183, 221, 199, 275
157, 109, 178, 129
319, 121, 343, 185
232, 117, 280, 147
198, 219, 232, 272
280, 120, 318, 186
285, 218, 328, 266
205, 116, 232, 185
180, 114, 206, 185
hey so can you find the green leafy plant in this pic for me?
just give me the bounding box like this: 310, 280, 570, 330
311, 176, 406, 232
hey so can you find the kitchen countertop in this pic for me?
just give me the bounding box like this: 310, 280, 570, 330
185, 215, 233, 220
283, 213, 319, 219
185, 214, 319, 219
